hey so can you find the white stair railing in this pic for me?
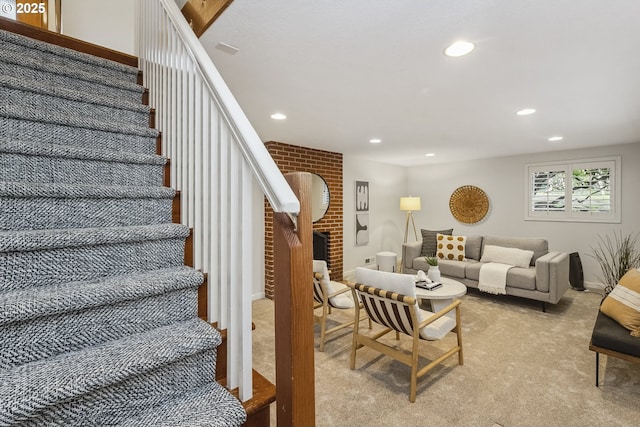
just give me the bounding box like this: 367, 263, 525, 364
137, 0, 300, 401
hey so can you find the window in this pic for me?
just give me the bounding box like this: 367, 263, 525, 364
525, 156, 620, 223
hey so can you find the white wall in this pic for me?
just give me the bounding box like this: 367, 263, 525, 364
61, 0, 135, 54
405, 142, 640, 286
343, 155, 407, 279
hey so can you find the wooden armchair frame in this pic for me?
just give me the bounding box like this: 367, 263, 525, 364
312, 269, 370, 352
348, 282, 463, 402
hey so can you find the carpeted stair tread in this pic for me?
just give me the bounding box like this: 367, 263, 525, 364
0, 101, 158, 138
0, 223, 190, 291
0, 117, 158, 154
0, 29, 138, 82
0, 222, 188, 253
2, 86, 150, 129
0, 181, 175, 230
27, 351, 218, 426
0, 267, 203, 369
0, 138, 165, 165
0, 74, 150, 115
117, 381, 248, 427
0, 139, 165, 186
0, 48, 144, 98
0, 318, 221, 426
0, 181, 175, 199
0, 266, 201, 325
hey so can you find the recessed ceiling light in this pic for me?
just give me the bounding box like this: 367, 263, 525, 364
516, 108, 536, 116
270, 113, 287, 120
369, 138, 382, 144
425, 153, 436, 157
548, 136, 564, 142
444, 40, 475, 57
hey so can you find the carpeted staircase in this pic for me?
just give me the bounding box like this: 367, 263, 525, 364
0, 29, 247, 426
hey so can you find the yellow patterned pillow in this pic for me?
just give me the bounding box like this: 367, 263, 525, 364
600, 268, 640, 337
436, 234, 467, 261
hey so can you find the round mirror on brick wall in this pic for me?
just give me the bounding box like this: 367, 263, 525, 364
311, 173, 330, 222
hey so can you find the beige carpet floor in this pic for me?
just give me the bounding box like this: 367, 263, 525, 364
251, 288, 640, 427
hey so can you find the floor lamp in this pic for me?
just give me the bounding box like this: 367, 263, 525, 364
400, 196, 421, 244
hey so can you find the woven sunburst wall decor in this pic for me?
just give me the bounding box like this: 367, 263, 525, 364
449, 185, 489, 224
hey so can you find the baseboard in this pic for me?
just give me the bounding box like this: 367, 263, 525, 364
583, 280, 605, 296
252, 291, 266, 301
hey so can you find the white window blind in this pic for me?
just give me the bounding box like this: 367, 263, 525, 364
525, 156, 620, 223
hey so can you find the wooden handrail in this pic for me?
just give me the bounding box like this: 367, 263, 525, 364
273, 172, 315, 427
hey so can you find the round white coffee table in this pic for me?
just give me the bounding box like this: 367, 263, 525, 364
415, 277, 466, 319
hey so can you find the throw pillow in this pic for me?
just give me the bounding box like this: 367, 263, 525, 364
421, 228, 453, 257
436, 234, 467, 261
600, 268, 640, 337
480, 245, 534, 268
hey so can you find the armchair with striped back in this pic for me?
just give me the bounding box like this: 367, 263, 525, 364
312, 260, 369, 351
348, 267, 463, 402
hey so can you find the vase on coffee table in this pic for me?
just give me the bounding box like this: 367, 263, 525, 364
428, 266, 441, 282
424, 256, 441, 282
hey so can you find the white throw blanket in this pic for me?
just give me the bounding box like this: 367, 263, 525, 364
478, 262, 513, 295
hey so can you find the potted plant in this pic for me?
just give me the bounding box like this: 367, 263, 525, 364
424, 256, 441, 282
590, 231, 640, 295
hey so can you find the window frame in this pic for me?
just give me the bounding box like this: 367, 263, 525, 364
524, 156, 621, 223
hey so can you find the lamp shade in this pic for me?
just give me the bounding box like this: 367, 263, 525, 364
400, 196, 421, 211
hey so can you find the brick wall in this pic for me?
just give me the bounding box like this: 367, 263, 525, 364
264, 141, 343, 299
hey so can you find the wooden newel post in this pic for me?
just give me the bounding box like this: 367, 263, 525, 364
273, 172, 315, 427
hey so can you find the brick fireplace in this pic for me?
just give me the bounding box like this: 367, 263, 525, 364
264, 141, 343, 299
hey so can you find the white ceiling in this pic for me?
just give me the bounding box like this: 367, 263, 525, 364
201, 0, 640, 166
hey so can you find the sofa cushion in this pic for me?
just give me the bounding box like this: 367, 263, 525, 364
464, 263, 536, 290
438, 259, 469, 279
421, 228, 453, 257
480, 245, 534, 268
482, 236, 548, 265
412, 256, 430, 272
506, 267, 537, 291
436, 234, 466, 261
465, 262, 482, 281
465, 235, 483, 261
600, 268, 640, 337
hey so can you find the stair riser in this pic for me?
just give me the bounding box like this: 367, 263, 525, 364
0, 153, 164, 186
1, 238, 186, 291
1, 197, 173, 230
1, 288, 197, 370
0, 117, 157, 154
3, 88, 150, 129
0, 60, 143, 103
12, 351, 216, 426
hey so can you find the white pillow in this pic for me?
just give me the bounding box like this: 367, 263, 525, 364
354, 268, 456, 340
480, 245, 534, 268
313, 260, 353, 308
355, 267, 417, 298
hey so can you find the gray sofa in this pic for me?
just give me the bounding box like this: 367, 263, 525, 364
402, 235, 570, 310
